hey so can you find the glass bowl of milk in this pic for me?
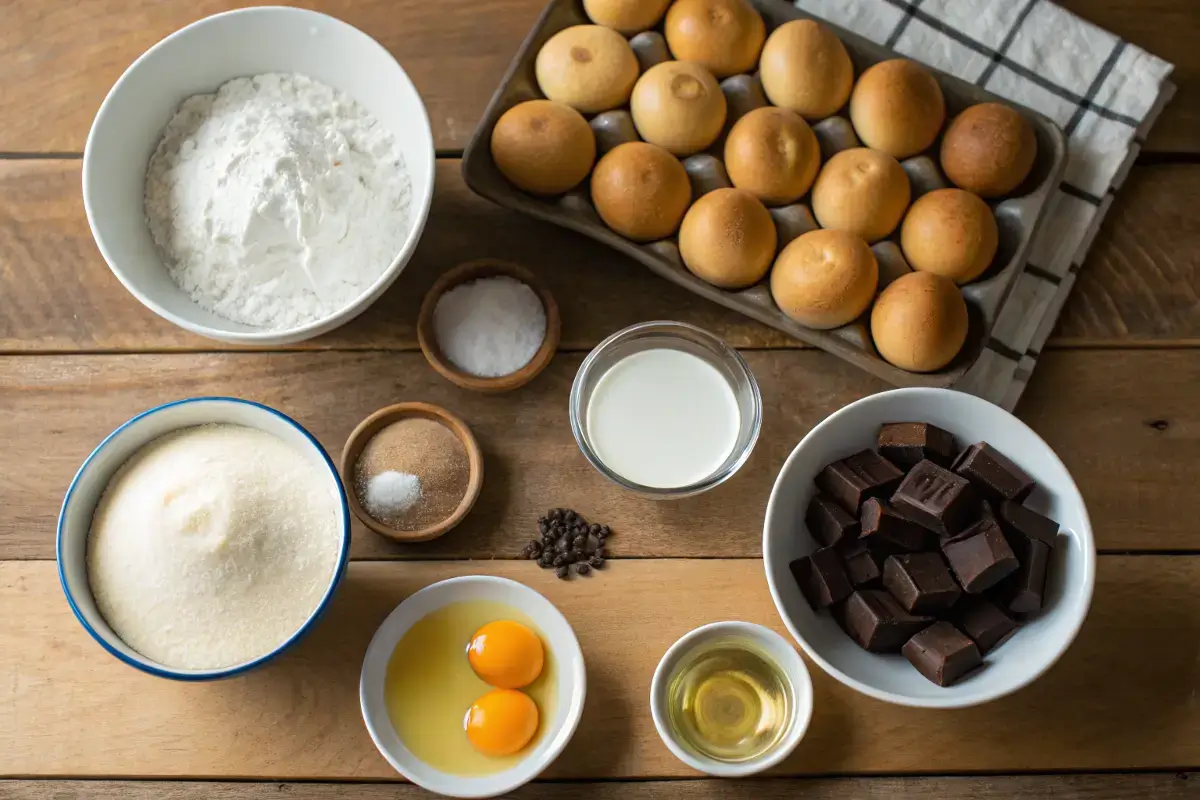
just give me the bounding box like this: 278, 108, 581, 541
570, 321, 762, 499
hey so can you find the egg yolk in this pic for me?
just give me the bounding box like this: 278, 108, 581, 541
465, 689, 539, 756
467, 620, 545, 689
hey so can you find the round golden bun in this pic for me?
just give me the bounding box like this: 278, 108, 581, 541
871, 271, 968, 372
759, 20, 854, 120
663, 0, 765, 78
770, 229, 879, 329
678, 188, 777, 289
811, 147, 911, 242
490, 100, 596, 196
901, 188, 998, 284
630, 61, 727, 156
591, 142, 692, 241
941, 102, 1038, 197
535, 25, 640, 114
849, 59, 946, 159
583, 0, 672, 34
724, 107, 821, 206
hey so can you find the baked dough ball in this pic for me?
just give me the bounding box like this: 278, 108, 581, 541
678, 188, 777, 289
850, 59, 946, 159
871, 271, 969, 372
759, 19, 854, 120
901, 188, 999, 284
770, 229, 879, 329
535, 25, 640, 114
811, 147, 911, 242
630, 61, 727, 156
941, 102, 1038, 197
724, 107, 821, 206
490, 100, 596, 195
590, 142, 692, 241
583, 0, 672, 34
663, 0, 766, 78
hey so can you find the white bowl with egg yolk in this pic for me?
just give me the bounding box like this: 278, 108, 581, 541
359, 575, 587, 798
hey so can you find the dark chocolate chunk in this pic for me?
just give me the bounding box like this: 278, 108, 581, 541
833, 589, 934, 653
815, 450, 905, 515
952, 596, 1018, 654
941, 518, 1019, 593
998, 499, 1059, 548
878, 422, 958, 469
995, 536, 1051, 614
790, 547, 853, 610
890, 459, 977, 537
839, 541, 884, 587
860, 497, 929, 552
882, 552, 962, 614
902, 621, 983, 686
953, 442, 1035, 503
805, 491, 860, 547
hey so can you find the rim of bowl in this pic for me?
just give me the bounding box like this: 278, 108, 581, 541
81, 6, 436, 344
649, 621, 813, 777
56, 396, 352, 681
568, 320, 763, 499
762, 387, 1097, 709
358, 575, 588, 798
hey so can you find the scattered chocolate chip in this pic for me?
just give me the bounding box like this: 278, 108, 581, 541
530, 509, 614, 582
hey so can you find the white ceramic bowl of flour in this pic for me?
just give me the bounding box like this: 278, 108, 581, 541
83, 7, 435, 344
57, 397, 352, 680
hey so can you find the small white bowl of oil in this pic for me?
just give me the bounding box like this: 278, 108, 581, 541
360, 576, 586, 798
650, 621, 813, 777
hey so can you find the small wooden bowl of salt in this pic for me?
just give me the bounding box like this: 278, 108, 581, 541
417, 259, 561, 393
341, 402, 484, 543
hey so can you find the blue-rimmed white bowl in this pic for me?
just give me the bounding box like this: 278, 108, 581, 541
56, 397, 351, 680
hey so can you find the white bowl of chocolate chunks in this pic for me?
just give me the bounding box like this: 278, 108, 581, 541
763, 388, 1096, 708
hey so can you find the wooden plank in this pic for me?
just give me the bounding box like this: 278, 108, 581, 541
2, 349, 1197, 561
2, 558, 1198, 778
0, 1, 1195, 154
1, 161, 1198, 353
0, 774, 1195, 799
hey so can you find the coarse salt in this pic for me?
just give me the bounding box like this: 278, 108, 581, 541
433, 276, 546, 377
364, 470, 422, 518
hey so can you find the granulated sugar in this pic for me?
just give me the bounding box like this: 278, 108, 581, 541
364, 470, 422, 518
433, 276, 546, 377
354, 417, 469, 530
87, 424, 342, 670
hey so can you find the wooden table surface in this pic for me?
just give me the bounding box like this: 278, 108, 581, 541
1, 1, 1197, 798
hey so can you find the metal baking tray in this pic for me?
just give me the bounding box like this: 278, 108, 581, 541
461, 0, 1067, 387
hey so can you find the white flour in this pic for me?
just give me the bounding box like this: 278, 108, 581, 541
145, 73, 412, 330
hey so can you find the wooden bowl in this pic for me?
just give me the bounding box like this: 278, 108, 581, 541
340, 402, 485, 543
417, 259, 562, 393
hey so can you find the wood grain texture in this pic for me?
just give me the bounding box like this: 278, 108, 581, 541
0, 0, 1194, 153
0, 0, 537, 154
0, 775, 1195, 799
1, 161, 1198, 352
3, 558, 1199, 778
1, 349, 1197, 561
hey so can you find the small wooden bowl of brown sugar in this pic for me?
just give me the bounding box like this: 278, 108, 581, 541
417, 259, 561, 393
341, 402, 484, 543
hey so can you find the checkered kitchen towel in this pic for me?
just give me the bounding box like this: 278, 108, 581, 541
796, 0, 1175, 410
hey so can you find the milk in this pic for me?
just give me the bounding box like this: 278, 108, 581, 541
585, 348, 740, 489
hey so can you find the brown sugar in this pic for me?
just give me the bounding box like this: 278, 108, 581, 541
353, 417, 470, 531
